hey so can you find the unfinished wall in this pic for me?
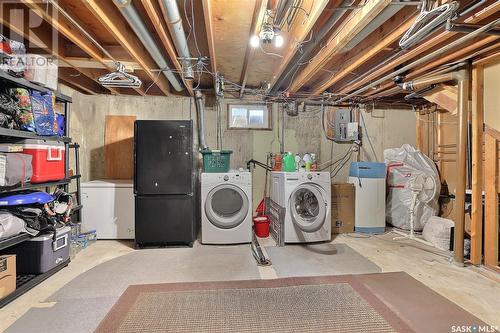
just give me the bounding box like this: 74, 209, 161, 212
60, 85, 416, 210
484, 61, 500, 132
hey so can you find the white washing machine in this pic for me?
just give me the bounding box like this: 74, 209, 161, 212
271, 171, 331, 243
201, 172, 252, 244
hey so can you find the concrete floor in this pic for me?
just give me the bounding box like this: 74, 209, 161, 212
1, 233, 499, 332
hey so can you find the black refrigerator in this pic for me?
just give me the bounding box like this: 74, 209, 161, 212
134, 120, 196, 248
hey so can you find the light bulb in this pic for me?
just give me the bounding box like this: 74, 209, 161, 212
274, 35, 284, 48
250, 35, 260, 48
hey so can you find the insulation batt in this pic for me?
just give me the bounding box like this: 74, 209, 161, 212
384, 144, 440, 231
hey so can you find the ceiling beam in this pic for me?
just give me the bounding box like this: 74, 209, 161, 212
20, 0, 106, 63
268, 0, 330, 91
0, 6, 113, 95
59, 67, 110, 94
145, 0, 193, 96
310, 13, 416, 95
287, 0, 393, 93
338, 1, 500, 94
59, 77, 97, 95
201, 0, 217, 74
239, 0, 268, 98
83, 0, 171, 96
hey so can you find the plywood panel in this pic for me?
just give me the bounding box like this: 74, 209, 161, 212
104, 115, 136, 180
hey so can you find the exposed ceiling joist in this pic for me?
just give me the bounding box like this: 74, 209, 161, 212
59, 77, 97, 95
310, 14, 416, 95
338, 1, 500, 94
268, 0, 330, 91
143, 0, 193, 96
19, 0, 106, 63
287, 0, 393, 93
83, 0, 171, 96
201, 0, 217, 74
59, 67, 110, 95
239, 0, 268, 98
0, 7, 114, 95
20, 0, 146, 95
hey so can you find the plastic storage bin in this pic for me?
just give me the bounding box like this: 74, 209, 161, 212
201, 150, 232, 173
9, 226, 70, 274
21, 140, 65, 183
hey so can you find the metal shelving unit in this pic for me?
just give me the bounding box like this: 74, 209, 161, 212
0, 259, 70, 308
0, 70, 80, 308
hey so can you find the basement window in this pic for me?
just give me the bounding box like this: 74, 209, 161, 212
228, 104, 271, 130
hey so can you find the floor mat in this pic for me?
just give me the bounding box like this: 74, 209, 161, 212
95, 276, 411, 333
95, 273, 491, 333
266, 243, 381, 277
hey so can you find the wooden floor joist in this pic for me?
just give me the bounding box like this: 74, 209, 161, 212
83, 0, 171, 96
287, 0, 393, 93
337, 2, 500, 95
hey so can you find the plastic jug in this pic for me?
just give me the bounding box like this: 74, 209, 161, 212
282, 152, 296, 172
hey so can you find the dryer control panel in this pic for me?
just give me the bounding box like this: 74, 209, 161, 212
202, 172, 251, 185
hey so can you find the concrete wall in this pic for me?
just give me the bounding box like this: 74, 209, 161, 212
484, 61, 500, 132
60, 85, 416, 209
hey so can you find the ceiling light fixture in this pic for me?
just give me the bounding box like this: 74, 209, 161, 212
274, 34, 284, 48
250, 35, 260, 48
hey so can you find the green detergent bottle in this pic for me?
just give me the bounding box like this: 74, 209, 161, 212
282, 152, 296, 172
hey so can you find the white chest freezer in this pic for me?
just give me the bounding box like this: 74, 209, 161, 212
348, 162, 386, 234
81, 179, 134, 239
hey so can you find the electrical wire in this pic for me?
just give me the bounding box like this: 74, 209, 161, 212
358, 106, 379, 162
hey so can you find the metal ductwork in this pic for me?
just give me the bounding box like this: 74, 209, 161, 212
194, 90, 208, 151
113, 0, 184, 91
161, 0, 194, 80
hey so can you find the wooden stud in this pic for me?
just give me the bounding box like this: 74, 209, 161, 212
83, 0, 171, 95
470, 65, 484, 265
454, 68, 469, 265
201, 0, 217, 73
287, 0, 393, 93
484, 131, 499, 268
239, 0, 268, 98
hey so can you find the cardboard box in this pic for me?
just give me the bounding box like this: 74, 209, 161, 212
0, 255, 16, 299
331, 183, 355, 234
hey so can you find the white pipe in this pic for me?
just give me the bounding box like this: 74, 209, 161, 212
161, 0, 194, 79
194, 90, 208, 151
113, 0, 184, 91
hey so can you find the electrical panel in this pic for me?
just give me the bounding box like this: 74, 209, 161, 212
334, 108, 359, 142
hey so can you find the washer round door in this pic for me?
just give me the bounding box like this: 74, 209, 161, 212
205, 184, 249, 229
289, 183, 327, 232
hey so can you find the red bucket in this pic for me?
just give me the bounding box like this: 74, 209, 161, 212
253, 215, 270, 238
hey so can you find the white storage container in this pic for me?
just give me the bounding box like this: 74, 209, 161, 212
348, 162, 386, 234
81, 180, 134, 239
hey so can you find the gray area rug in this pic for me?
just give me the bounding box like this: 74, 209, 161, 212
265, 243, 381, 277
112, 284, 397, 333
6, 243, 259, 333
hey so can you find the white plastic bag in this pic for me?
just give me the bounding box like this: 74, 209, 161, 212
422, 216, 454, 251
0, 211, 25, 239
384, 144, 440, 230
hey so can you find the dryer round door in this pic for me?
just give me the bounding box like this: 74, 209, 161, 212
205, 184, 249, 229
289, 183, 327, 232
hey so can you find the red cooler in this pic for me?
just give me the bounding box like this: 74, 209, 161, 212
22, 140, 65, 183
